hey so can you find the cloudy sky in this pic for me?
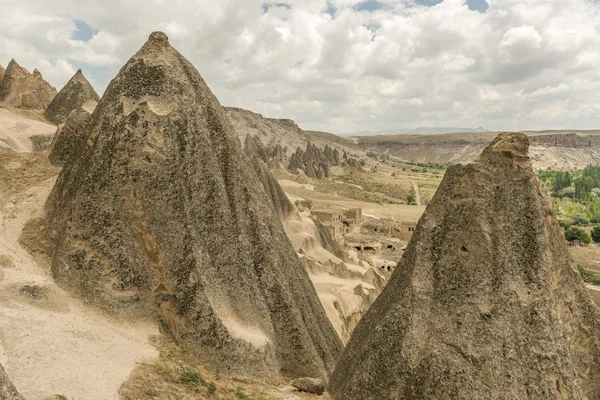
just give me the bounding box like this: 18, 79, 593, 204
1, 0, 599, 133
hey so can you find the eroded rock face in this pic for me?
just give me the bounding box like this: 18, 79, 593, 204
46, 31, 342, 383
250, 156, 295, 221
0, 64, 5, 87
0, 364, 24, 400
329, 132, 600, 400
48, 108, 92, 166
44, 69, 99, 125
0, 60, 57, 109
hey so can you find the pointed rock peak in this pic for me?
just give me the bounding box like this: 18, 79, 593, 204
148, 31, 169, 46
46, 32, 342, 382
33, 68, 41, 76
476, 131, 530, 163
329, 131, 600, 399
44, 68, 100, 125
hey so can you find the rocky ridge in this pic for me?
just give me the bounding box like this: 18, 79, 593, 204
0, 59, 57, 109
329, 132, 600, 399
45, 31, 342, 383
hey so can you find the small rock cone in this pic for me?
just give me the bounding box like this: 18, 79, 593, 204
44, 69, 99, 125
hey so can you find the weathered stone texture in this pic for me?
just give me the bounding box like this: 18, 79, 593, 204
329, 132, 600, 400
44, 69, 99, 125
46, 32, 342, 384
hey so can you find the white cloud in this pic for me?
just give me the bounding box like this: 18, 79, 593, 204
1, 0, 600, 133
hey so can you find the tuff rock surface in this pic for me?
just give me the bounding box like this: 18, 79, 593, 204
0, 64, 5, 86
291, 377, 325, 395
0, 59, 57, 109
250, 156, 296, 221
0, 364, 24, 400
45, 31, 342, 383
44, 69, 99, 125
329, 132, 600, 400
48, 108, 92, 166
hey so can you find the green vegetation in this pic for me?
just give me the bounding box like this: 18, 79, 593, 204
178, 369, 205, 387
572, 214, 590, 226
235, 387, 248, 398
592, 226, 600, 243
565, 227, 591, 244
578, 264, 600, 285
538, 164, 600, 223
207, 382, 217, 394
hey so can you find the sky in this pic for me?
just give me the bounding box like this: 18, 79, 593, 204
0, 0, 599, 134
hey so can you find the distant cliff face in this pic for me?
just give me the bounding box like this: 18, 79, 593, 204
358, 131, 600, 170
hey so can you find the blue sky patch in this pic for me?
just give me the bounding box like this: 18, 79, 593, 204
72, 19, 98, 42
415, 0, 488, 12
354, 0, 383, 12
324, 0, 337, 18
261, 2, 292, 13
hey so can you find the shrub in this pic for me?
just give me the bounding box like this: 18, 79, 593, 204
572, 214, 590, 226
207, 382, 216, 394
235, 387, 248, 398
558, 220, 572, 229
565, 226, 591, 244
178, 369, 205, 387
592, 226, 600, 243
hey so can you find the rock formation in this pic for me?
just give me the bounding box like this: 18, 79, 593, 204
0, 64, 5, 86
48, 108, 92, 165
250, 156, 295, 221
288, 142, 363, 178
44, 69, 99, 125
329, 132, 600, 399
0, 364, 24, 400
45, 31, 342, 383
0, 59, 57, 109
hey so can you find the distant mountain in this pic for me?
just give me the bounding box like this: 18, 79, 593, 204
342, 126, 488, 137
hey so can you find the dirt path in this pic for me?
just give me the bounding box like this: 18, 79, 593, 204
411, 181, 422, 206
0, 176, 158, 400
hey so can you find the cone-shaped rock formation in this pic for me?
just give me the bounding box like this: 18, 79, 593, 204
0, 64, 5, 86
329, 132, 600, 400
0, 60, 57, 109
46, 32, 342, 383
0, 364, 24, 400
48, 108, 92, 166
44, 69, 99, 125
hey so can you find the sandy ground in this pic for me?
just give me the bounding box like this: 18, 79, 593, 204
0, 174, 158, 400
0, 108, 56, 152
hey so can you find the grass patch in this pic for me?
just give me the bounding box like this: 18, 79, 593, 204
178, 369, 205, 387
578, 264, 600, 285
235, 387, 248, 398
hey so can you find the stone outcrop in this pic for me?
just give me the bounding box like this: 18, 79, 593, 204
46, 31, 342, 383
48, 108, 92, 166
0, 363, 24, 400
44, 69, 99, 125
0, 59, 57, 109
288, 142, 362, 178
0, 64, 5, 86
244, 134, 285, 168
329, 132, 600, 399
291, 377, 325, 395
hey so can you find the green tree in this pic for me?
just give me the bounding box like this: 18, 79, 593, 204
587, 198, 600, 223
565, 226, 591, 244
572, 214, 590, 226
592, 227, 600, 243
